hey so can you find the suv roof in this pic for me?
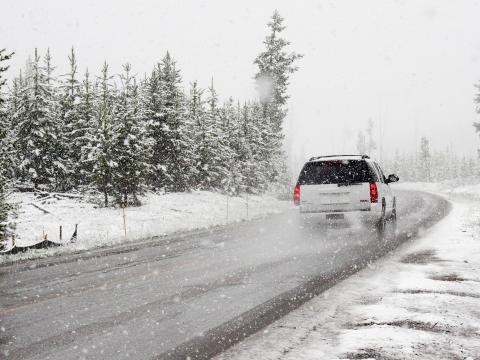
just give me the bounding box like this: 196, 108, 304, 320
308, 154, 370, 162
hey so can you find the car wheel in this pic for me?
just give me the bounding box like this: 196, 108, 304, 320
387, 206, 397, 240
376, 201, 387, 238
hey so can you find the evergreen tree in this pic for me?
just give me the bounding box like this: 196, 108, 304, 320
219, 98, 243, 194
189, 80, 227, 190
90, 62, 116, 206
142, 64, 164, 189
77, 69, 96, 186
59, 47, 82, 188
43, 49, 68, 190
157, 52, 195, 192
111, 64, 151, 206
16, 48, 58, 189
245, 102, 270, 191
188, 81, 207, 187
8, 76, 21, 129
239, 102, 259, 193
0, 49, 15, 244
254, 10, 302, 184
205, 80, 231, 189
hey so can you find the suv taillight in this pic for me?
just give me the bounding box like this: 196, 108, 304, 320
370, 182, 378, 203
294, 184, 301, 205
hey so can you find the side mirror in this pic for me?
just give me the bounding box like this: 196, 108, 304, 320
386, 174, 399, 184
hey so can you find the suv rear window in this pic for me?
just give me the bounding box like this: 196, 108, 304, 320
298, 160, 375, 185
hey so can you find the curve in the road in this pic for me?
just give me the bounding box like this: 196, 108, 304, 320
160, 190, 450, 360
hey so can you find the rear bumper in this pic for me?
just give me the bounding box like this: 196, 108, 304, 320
299, 203, 383, 223
300, 211, 382, 225
299, 202, 382, 214
300, 208, 370, 213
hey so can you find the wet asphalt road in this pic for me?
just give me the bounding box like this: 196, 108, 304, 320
0, 190, 449, 360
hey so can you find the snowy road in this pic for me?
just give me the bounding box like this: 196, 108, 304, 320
0, 190, 449, 360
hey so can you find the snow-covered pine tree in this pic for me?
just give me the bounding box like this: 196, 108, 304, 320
219, 98, 243, 194
16, 48, 58, 189
43, 49, 69, 191
59, 48, 82, 188
111, 64, 151, 206
239, 102, 260, 193
7, 76, 21, 130
254, 10, 302, 185
142, 63, 164, 189
246, 101, 270, 192
228, 101, 254, 194
90, 62, 116, 206
0, 49, 16, 244
188, 81, 206, 188
205, 80, 231, 189
77, 69, 96, 187
189, 80, 226, 190
157, 52, 195, 192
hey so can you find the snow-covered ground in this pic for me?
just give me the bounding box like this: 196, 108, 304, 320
218, 181, 480, 360
0, 191, 291, 264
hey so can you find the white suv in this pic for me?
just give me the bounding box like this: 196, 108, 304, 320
294, 155, 399, 233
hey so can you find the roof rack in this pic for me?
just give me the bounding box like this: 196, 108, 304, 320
308, 154, 370, 161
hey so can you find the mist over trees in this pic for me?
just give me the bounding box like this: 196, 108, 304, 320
0, 11, 302, 220
388, 77, 480, 181
352, 118, 479, 182
385, 137, 479, 182
356, 119, 376, 156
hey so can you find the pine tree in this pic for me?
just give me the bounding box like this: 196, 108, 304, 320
59, 47, 82, 188
111, 64, 151, 206
219, 98, 242, 194
205, 80, 230, 189
157, 52, 195, 192
189, 80, 227, 190
16, 48, 58, 189
239, 102, 258, 193
90, 62, 116, 206
43, 49, 68, 191
77, 69, 96, 187
188, 81, 206, 187
142, 64, 164, 189
254, 10, 302, 184
8, 76, 21, 129
0, 49, 15, 244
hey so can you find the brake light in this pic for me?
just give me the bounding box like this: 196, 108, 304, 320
294, 184, 301, 205
370, 182, 378, 203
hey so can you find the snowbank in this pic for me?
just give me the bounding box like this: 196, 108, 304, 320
219, 182, 480, 359
1, 191, 291, 264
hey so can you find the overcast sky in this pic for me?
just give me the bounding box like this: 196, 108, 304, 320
2, 0, 480, 166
